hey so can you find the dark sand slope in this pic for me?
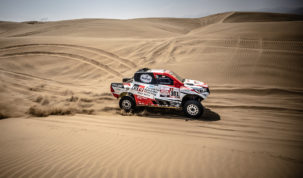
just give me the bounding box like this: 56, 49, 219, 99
0, 12, 303, 177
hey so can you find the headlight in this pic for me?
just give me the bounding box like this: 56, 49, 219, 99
193, 88, 204, 93
193, 87, 209, 93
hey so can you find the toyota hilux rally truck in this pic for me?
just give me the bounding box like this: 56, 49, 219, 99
110, 68, 210, 118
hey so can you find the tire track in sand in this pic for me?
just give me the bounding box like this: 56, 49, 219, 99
178, 39, 303, 52
0, 43, 137, 69
0, 67, 77, 85
0, 51, 122, 77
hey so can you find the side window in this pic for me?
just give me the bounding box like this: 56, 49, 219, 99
134, 73, 156, 84
156, 75, 174, 85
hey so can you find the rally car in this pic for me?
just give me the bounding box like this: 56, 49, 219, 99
110, 68, 210, 118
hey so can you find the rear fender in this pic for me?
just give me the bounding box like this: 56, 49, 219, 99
119, 92, 128, 98
119, 92, 135, 101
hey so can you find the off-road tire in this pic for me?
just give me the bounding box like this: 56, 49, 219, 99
183, 100, 204, 118
119, 96, 136, 112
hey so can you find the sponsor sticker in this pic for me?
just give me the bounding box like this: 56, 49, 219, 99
112, 83, 124, 88
132, 84, 145, 93
144, 87, 158, 96
140, 74, 152, 83
132, 84, 158, 99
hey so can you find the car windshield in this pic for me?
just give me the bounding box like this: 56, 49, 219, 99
169, 71, 185, 83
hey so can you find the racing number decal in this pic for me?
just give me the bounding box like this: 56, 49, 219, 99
159, 87, 179, 98
170, 88, 179, 97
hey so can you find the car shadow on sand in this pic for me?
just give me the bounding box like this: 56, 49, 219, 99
117, 107, 221, 121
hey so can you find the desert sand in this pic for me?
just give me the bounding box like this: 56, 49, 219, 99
0, 12, 303, 177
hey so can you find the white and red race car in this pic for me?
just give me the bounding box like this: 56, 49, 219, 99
110, 68, 210, 118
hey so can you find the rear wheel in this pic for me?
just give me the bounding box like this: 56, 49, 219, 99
119, 96, 136, 112
183, 100, 203, 118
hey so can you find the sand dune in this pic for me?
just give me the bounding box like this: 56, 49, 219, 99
0, 12, 303, 177
223, 12, 303, 22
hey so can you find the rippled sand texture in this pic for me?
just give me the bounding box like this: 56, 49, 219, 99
0, 12, 303, 177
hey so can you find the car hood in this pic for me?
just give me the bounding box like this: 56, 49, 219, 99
183, 79, 208, 88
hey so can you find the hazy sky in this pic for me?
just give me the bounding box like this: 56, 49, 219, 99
1, 0, 303, 21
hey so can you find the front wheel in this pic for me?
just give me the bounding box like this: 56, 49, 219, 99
183, 100, 204, 118
119, 96, 136, 112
